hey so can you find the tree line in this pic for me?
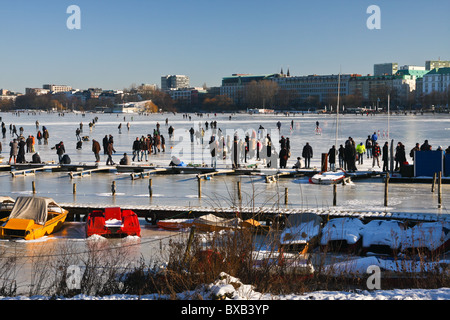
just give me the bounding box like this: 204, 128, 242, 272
1, 81, 449, 113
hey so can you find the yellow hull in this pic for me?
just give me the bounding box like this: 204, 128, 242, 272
0, 209, 68, 240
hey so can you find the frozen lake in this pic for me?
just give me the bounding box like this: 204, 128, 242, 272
0, 111, 449, 216
0, 110, 449, 295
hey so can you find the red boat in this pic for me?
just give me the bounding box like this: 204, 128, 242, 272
86, 207, 141, 238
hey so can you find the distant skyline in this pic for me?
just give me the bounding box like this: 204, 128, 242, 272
1, 0, 449, 93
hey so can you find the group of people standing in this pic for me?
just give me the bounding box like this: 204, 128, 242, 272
131, 130, 166, 163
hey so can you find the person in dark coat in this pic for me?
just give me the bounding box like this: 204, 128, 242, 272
103, 135, 109, 154
279, 147, 288, 168
132, 137, 141, 162
395, 142, 406, 171
420, 140, 430, 151
106, 141, 116, 165
17, 138, 26, 163
92, 139, 101, 162
31, 152, 41, 163
344, 139, 356, 172
338, 144, 345, 169
9, 139, 18, 164
302, 142, 313, 169
266, 134, 272, 167
328, 145, 337, 171
382, 141, 389, 172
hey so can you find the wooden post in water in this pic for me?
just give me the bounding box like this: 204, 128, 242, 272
384, 172, 389, 207
32, 181, 36, 194
284, 187, 288, 205
438, 171, 442, 206
73, 183, 77, 194
432, 172, 436, 192
237, 180, 242, 201
333, 184, 337, 206
197, 177, 202, 198
149, 178, 153, 198
111, 181, 116, 195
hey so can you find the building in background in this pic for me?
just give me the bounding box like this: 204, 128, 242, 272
374, 63, 398, 76
422, 67, 450, 95
43, 84, 73, 93
161, 75, 190, 91
25, 88, 50, 95
425, 60, 450, 70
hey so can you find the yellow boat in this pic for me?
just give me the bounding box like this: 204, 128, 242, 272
0, 196, 68, 240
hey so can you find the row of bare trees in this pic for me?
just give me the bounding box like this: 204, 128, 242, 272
1, 82, 449, 113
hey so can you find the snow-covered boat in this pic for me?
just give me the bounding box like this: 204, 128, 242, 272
157, 214, 270, 233
86, 207, 141, 238
320, 217, 364, 253
279, 213, 323, 254
309, 170, 346, 185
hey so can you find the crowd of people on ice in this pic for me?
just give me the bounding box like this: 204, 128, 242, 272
1, 117, 450, 173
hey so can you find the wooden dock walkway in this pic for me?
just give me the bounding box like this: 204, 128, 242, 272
1, 163, 382, 180
60, 202, 447, 224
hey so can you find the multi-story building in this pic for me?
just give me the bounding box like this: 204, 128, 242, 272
43, 84, 73, 93
220, 73, 356, 107
374, 63, 398, 76
422, 67, 450, 95
425, 60, 450, 70
161, 75, 190, 91
273, 73, 355, 106
348, 71, 424, 106
25, 88, 50, 95
168, 87, 206, 106
220, 74, 279, 105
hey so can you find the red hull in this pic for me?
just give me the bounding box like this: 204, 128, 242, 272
86, 207, 141, 238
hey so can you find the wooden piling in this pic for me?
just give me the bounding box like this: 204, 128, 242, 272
333, 184, 337, 206
237, 180, 242, 201
384, 172, 389, 207
73, 183, 77, 194
32, 181, 36, 194
149, 178, 153, 198
197, 177, 202, 198
284, 187, 288, 205
432, 172, 436, 192
111, 181, 116, 195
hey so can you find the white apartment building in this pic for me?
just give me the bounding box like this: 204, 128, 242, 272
422, 67, 450, 94
43, 84, 73, 93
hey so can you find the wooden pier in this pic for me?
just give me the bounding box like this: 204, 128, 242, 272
1, 163, 384, 182
60, 202, 448, 224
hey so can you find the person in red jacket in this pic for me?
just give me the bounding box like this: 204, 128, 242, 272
372, 141, 381, 168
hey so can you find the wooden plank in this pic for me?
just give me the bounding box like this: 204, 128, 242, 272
68, 166, 114, 179
130, 168, 167, 180
11, 165, 60, 178
197, 169, 235, 180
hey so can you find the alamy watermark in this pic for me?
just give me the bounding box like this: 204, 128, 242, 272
367, 5, 381, 30
66, 5, 81, 30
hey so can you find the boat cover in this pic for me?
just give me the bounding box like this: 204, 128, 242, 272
0, 196, 14, 203
281, 213, 322, 244
193, 214, 242, 228
8, 197, 57, 226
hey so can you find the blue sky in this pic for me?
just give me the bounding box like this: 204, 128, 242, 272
1, 0, 449, 93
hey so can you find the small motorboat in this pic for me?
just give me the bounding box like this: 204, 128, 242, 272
157, 214, 270, 234
0, 196, 68, 240
279, 213, 323, 254
309, 170, 346, 185
86, 207, 141, 238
